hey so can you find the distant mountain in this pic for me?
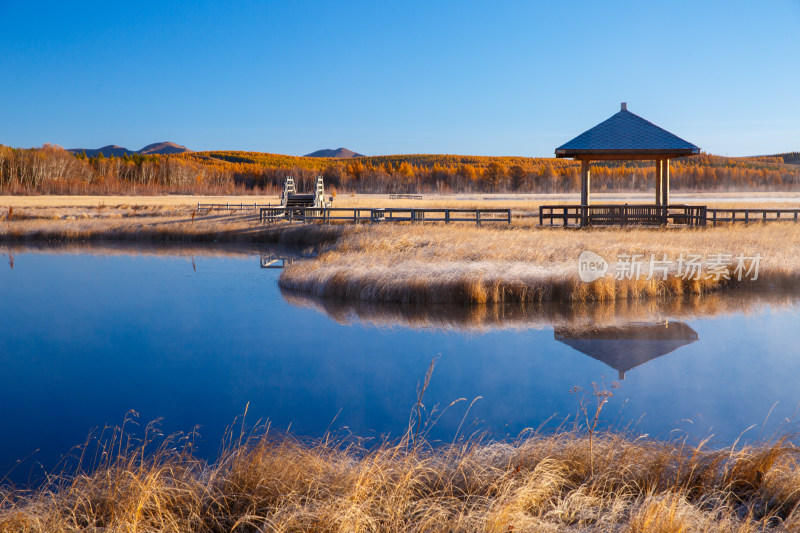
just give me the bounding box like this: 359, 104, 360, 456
138, 141, 190, 155
68, 142, 190, 157
304, 147, 364, 158
70, 145, 132, 157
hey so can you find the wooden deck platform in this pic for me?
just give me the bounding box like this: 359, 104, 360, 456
539, 204, 707, 227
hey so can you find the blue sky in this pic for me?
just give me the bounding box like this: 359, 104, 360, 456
1, 0, 798, 157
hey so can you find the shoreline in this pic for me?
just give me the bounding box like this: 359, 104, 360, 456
3, 198, 800, 305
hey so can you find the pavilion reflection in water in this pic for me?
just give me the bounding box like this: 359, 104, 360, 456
554, 321, 698, 380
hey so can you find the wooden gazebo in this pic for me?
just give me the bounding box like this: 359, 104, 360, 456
541, 103, 705, 227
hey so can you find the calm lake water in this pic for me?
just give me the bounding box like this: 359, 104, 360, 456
1, 245, 799, 484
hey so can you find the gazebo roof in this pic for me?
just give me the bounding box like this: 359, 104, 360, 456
554, 321, 698, 380
555, 103, 700, 160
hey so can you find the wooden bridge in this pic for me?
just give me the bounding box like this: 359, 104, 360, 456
260, 206, 512, 226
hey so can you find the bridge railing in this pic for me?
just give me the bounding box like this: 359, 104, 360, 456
260, 207, 511, 226
197, 202, 273, 211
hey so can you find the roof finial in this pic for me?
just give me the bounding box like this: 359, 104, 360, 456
621, 102, 627, 111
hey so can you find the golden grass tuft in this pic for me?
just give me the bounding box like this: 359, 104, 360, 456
2, 423, 799, 532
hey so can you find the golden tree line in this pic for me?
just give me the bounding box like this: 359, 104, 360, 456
1, 144, 798, 195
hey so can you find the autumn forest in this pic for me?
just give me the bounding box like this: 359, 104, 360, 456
0, 144, 798, 196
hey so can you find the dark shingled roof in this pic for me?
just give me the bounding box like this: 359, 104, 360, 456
555, 105, 700, 158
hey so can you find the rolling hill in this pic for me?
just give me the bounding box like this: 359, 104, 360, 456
304, 148, 364, 158
138, 142, 191, 155
68, 141, 190, 157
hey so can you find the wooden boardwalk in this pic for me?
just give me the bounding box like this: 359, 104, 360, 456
260, 206, 511, 226
198, 201, 800, 228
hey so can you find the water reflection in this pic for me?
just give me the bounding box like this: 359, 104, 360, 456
280, 286, 798, 332
1, 241, 299, 260
554, 321, 698, 380
260, 253, 295, 269
280, 289, 796, 382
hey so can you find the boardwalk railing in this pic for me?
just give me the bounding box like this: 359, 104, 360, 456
539, 204, 707, 227
197, 202, 273, 211
261, 207, 511, 226
707, 208, 800, 225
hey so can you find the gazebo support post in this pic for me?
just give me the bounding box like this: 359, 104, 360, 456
580, 159, 591, 227
662, 159, 670, 207
655, 159, 663, 206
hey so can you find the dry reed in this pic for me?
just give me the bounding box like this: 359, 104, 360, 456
2, 414, 799, 532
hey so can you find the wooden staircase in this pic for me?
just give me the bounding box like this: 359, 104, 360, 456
281, 176, 331, 211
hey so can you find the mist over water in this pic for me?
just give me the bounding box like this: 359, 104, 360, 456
1, 245, 799, 484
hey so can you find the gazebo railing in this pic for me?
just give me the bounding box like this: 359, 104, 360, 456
539, 204, 707, 227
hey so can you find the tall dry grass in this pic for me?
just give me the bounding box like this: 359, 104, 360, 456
279, 223, 800, 304
2, 411, 800, 532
